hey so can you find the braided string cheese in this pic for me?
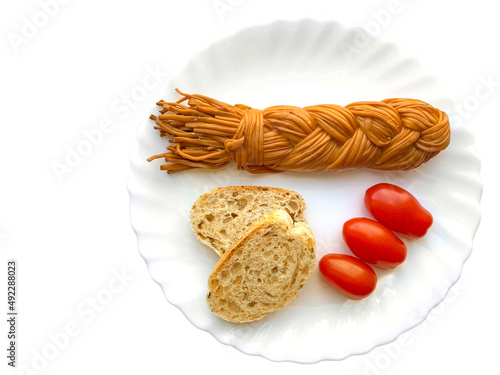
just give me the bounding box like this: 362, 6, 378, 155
148, 90, 451, 174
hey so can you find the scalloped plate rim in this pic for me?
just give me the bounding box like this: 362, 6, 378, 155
127, 17, 482, 363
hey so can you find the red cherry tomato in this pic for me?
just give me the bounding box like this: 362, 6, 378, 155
364, 183, 433, 238
342, 217, 407, 269
319, 254, 377, 299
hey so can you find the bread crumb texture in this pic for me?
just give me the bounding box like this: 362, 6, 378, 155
206, 210, 316, 323
190, 186, 306, 257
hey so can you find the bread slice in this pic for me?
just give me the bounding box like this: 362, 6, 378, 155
190, 186, 307, 256
206, 210, 316, 323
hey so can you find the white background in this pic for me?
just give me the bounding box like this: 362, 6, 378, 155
1, 0, 498, 374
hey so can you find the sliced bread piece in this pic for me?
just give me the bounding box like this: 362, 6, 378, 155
206, 209, 316, 323
190, 186, 306, 256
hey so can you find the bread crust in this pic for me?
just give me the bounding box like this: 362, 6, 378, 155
206, 210, 316, 323
190, 186, 306, 256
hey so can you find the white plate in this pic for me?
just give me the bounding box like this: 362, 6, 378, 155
128, 19, 482, 363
